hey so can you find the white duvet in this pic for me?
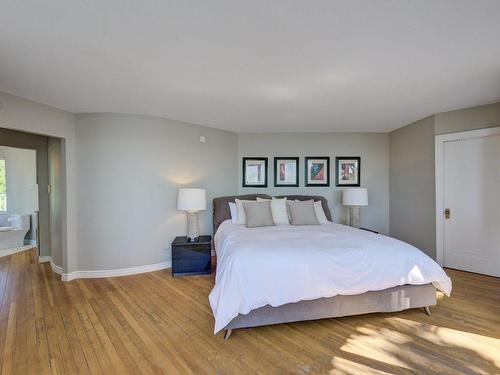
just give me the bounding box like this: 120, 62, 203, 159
209, 220, 452, 334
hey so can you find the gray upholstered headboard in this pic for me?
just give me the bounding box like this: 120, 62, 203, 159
212, 194, 332, 232
212, 194, 272, 233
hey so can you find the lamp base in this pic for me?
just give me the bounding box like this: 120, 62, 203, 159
349, 206, 361, 228
186, 211, 200, 241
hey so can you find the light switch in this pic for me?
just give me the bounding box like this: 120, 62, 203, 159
199, 135, 206, 143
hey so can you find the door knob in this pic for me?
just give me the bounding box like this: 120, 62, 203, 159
444, 208, 451, 219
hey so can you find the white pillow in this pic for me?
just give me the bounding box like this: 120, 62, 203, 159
257, 197, 289, 224
228, 202, 237, 223
235, 199, 255, 224
314, 201, 329, 224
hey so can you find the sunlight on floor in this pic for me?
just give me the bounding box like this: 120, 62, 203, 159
330, 316, 500, 375
331, 357, 394, 375
436, 291, 445, 300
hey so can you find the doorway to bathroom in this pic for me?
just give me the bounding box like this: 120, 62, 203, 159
0, 146, 39, 256
0, 127, 60, 265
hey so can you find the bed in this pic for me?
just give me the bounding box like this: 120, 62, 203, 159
209, 194, 452, 339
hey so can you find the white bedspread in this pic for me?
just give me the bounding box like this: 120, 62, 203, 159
209, 221, 452, 334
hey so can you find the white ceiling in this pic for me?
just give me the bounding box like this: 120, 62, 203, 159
1, 1, 499, 133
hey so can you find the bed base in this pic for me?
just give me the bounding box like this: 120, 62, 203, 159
222, 283, 436, 339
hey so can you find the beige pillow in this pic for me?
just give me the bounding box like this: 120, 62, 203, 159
257, 197, 289, 224
288, 200, 320, 225
243, 201, 275, 228
294, 199, 330, 224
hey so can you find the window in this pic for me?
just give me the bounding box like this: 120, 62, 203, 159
0, 159, 6, 211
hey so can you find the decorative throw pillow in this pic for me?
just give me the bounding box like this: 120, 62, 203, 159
228, 202, 237, 223
243, 201, 275, 228
288, 200, 320, 225
294, 199, 330, 224
257, 197, 289, 224
235, 199, 255, 224
314, 201, 329, 224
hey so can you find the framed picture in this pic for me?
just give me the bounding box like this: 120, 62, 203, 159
336, 156, 361, 186
274, 157, 299, 187
242, 157, 268, 187
305, 157, 330, 187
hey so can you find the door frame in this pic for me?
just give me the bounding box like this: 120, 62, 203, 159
435, 125, 500, 266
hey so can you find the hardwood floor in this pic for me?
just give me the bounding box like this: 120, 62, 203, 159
0, 249, 499, 374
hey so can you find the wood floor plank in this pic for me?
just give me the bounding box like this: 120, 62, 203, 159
0, 249, 499, 374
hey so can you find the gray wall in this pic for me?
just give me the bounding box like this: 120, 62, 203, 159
389, 116, 436, 258
48, 138, 63, 267
2, 87, 498, 272
435, 102, 500, 135
75, 113, 238, 270
238, 133, 390, 235
389, 101, 500, 260
0, 127, 50, 256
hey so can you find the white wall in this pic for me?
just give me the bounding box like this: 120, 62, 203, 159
75, 113, 238, 270
238, 133, 390, 235
0, 146, 38, 215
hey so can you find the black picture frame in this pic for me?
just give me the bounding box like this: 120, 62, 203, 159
242, 157, 268, 187
335, 156, 361, 187
305, 157, 330, 187
273, 157, 299, 187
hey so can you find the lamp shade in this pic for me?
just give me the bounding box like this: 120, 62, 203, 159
342, 188, 368, 206
177, 188, 206, 211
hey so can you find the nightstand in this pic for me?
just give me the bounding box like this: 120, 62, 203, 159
171, 235, 212, 277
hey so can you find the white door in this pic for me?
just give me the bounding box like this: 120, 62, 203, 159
443, 133, 500, 277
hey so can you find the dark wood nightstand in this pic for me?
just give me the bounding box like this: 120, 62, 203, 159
171, 235, 212, 277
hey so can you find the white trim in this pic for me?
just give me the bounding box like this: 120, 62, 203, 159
61, 260, 172, 282
38, 255, 51, 263
38, 255, 63, 274
435, 126, 500, 266
50, 258, 63, 275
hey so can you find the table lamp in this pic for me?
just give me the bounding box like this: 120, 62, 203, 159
342, 188, 368, 228
177, 188, 206, 241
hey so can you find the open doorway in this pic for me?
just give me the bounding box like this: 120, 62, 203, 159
0, 127, 64, 273
0, 146, 39, 256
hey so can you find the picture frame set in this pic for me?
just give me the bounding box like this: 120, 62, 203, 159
242, 156, 361, 188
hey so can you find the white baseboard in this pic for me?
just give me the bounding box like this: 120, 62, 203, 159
50, 258, 63, 275
62, 261, 172, 282
38, 255, 63, 274
37, 255, 172, 282
38, 255, 51, 263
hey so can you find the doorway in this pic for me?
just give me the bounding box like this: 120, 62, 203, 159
436, 126, 500, 277
0, 146, 39, 256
